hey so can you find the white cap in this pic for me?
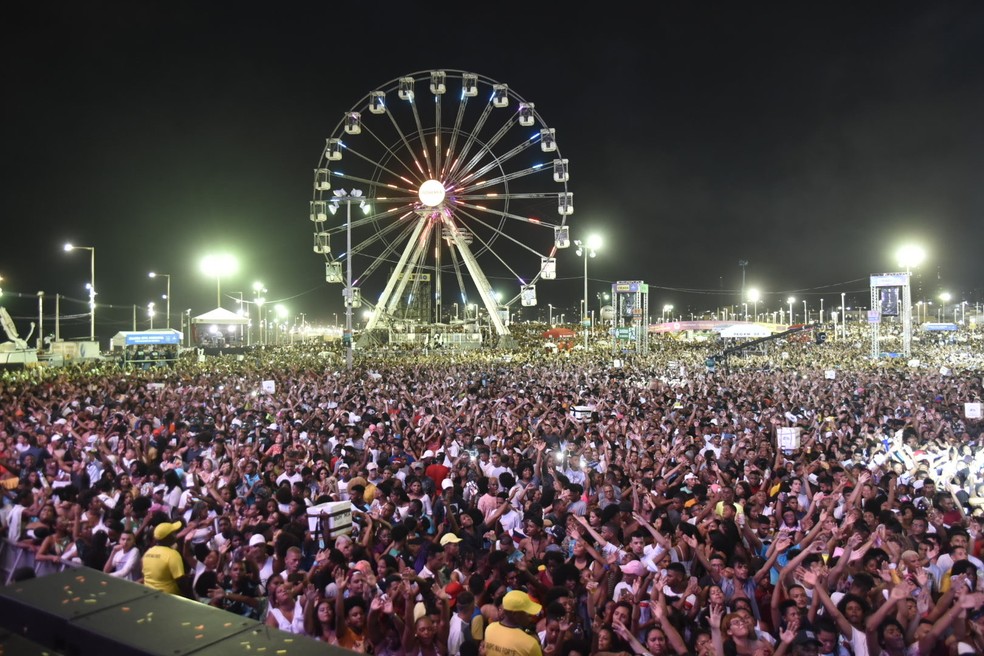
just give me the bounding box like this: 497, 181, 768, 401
367, 462, 378, 470
422, 450, 435, 459
442, 478, 454, 490
249, 533, 267, 547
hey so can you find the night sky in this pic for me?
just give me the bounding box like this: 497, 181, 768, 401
2, 2, 982, 341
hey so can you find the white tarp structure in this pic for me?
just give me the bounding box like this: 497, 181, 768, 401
718, 324, 772, 339
191, 308, 250, 326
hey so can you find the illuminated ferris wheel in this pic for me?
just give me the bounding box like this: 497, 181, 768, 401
309, 70, 573, 345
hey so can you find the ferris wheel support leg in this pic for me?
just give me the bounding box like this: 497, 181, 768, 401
384, 220, 435, 319
364, 216, 429, 333
441, 216, 509, 338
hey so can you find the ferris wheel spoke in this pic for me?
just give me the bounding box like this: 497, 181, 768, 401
452, 118, 521, 187
384, 101, 433, 182
445, 101, 496, 181
440, 93, 471, 181
337, 137, 422, 195
352, 220, 420, 280
461, 165, 552, 194
406, 96, 436, 180
454, 199, 562, 229
324, 206, 411, 238
452, 205, 547, 260
434, 90, 443, 178
348, 219, 409, 258
455, 140, 541, 189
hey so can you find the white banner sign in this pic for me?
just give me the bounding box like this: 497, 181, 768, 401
778, 427, 802, 451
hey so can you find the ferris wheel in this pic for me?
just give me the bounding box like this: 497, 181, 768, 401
310, 70, 573, 345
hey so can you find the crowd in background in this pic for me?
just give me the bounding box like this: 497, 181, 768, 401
1, 323, 983, 656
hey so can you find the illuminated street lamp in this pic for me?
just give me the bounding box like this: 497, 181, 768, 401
200, 254, 238, 309
254, 295, 266, 345
747, 288, 761, 322
64, 243, 96, 341
787, 297, 796, 325
252, 282, 266, 345
147, 302, 156, 330
597, 292, 610, 323
938, 292, 951, 322
574, 234, 602, 348
275, 304, 288, 345
896, 244, 926, 274
662, 304, 673, 322
148, 272, 171, 329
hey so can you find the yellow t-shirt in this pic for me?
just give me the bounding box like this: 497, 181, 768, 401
484, 621, 543, 656
141, 544, 185, 595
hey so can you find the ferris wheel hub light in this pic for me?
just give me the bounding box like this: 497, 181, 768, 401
419, 179, 446, 207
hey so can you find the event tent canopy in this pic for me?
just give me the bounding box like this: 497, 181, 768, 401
190, 308, 249, 326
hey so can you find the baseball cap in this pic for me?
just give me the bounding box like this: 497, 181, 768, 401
441, 478, 454, 490
439, 533, 462, 546
502, 590, 542, 615
249, 533, 268, 547
153, 521, 183, 541
422, 450, 435, 459
445, 581, 464, 605
411, 461, 424, 469
619, 560, 645, 576
367, 462, 379, 470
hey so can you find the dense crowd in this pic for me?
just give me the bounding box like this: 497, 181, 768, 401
2, 324, 984, 656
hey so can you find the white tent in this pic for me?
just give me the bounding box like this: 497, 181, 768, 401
191, 308, 249, 326
718, 324, 772, 339
190, 307, 249, 347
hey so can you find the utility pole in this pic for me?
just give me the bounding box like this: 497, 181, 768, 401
738, 259, 748, 308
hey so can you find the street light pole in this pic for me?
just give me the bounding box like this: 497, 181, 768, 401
201, 254, 238, 310
841, 293, 846, 337
582, 248, 588, 347
574, 235, 601, 349
346, 196, 353, 370
328, 189, 367, 371
787, 297, 796, 325
149, 272, 171, 329
37, 292, 44, 351
252, 282, 266, 346
64, 244, 96, 341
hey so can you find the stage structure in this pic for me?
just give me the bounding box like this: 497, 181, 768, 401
869, 272, 912, 358
612, 280, 649, 355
